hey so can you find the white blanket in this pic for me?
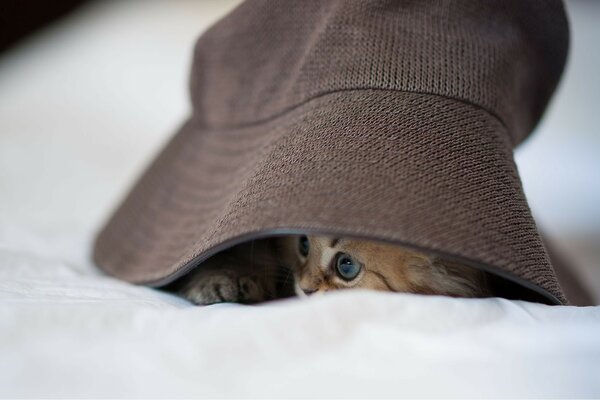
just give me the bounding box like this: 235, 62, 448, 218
1, 227, 599, 398
1, 1, 599, 397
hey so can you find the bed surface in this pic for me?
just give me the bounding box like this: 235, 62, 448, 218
1, 1, 599, 397
1, 227, 599, 397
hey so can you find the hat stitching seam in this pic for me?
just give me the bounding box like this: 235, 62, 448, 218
194, 87, 513, 144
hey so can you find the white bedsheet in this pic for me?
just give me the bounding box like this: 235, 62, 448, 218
1, 1, 599, 397
1, 227, 599, 398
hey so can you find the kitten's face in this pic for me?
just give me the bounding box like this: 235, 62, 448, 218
279, 235, 488, 298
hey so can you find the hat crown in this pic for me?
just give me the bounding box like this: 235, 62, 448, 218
190, 0, 568, 145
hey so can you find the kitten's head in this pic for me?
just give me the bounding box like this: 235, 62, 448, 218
279, 235, 489, 298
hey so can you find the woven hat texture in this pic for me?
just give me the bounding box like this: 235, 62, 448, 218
94, 0, 570, 304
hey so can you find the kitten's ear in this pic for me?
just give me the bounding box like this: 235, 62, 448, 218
432, 257, 490, 297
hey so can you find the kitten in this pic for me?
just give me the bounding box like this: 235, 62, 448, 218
172, 235, 491, 305
279, 235, 490, 299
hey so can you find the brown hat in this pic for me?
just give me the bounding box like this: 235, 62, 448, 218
94, 0, 571, 304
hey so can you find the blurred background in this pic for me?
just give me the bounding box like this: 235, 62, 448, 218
0, 0, 598, 300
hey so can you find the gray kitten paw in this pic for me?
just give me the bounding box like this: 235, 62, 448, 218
181, 270, 266, 305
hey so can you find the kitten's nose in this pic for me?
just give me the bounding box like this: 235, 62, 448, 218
302, 288, 318, 295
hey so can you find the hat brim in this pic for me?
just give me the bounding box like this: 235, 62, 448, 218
93, 89, 565, 305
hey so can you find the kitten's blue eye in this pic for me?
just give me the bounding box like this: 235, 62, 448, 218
299, 236, 310, 257
335, 253, 361, 281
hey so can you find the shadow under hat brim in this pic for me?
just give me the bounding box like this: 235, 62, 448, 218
93, 89, 566, 305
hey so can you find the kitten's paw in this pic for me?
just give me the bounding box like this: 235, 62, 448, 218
181, 270, 266, 305
238, 276, 263, 302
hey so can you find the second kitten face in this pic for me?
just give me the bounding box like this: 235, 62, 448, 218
278, 235, 489, 298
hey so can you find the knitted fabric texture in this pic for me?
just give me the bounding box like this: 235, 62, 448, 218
94, 0, 571, 304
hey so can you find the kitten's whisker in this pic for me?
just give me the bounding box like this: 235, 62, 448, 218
281, 265, 294, 288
